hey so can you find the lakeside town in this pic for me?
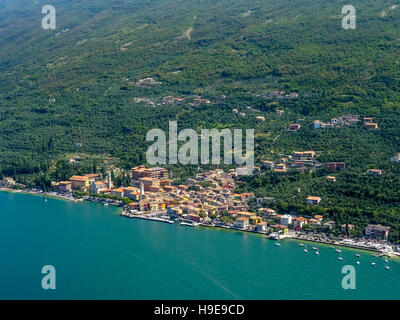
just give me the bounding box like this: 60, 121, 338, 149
0, 87, 397, 257
1, 162, 399, 258
0, 94, 398, 258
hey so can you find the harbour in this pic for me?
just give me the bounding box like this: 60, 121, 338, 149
120, 205, 399, 257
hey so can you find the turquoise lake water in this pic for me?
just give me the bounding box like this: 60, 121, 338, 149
0, 191, 399, 300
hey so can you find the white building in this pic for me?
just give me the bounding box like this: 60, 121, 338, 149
235, 218, 249, 229
390, 153, 400, 163
280, 214, 293, 226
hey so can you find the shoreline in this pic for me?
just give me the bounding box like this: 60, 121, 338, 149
2, 187, 399, 259
0, 187, 124, 207
0, 187, 79, 203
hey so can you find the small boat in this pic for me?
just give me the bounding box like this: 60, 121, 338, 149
355, 254, 360, 258
371, 262, 376, 266
275, 243, 281, 247
312, 247, 317, 251
104, 203, 109, 206
384, 259, 388, 263
335, 249, 342, 253
298, 243, 305, 247
304, 249, 308, 253
338, 257, 343, 261
356, 261, 360, 265
385, 266, 390, 270
315, 251, 319, 255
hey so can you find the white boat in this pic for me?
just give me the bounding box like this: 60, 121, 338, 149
356, 261, 360, 265
304, 244, 308, 253
384, 259, 388, 263
312, 247, 317, 251
385, 265, 390, 270
275, 243, 281, 247
298, 243, 305, 247
335, 249, 342, 253
371, 262, 376, 266
315, 251, 319, 255
338, 257, 343, 261
104, 203, 109, 206
355, 254, 360, 257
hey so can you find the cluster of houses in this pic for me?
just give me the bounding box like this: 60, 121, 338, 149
52, 173, 114, 195
263, 150, 341, 175
235, 208, 391, 241
162, 96, 184, 105
313, 115, 379, 130
51, 165, 256, 225
232, 209, 337, 235
126, 167, 257, 223
262, 150, 350, 180
48, 163, 391, 240
284, 115, 379, 133
161, 96, 212, 106
263, 151, 318, 173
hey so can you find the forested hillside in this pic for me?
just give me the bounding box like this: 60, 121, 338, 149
1, 0, 400, 239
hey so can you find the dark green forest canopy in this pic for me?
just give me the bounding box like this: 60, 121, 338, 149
1, 0, 400, 238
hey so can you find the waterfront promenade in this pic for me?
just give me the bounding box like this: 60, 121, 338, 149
120, 207, 399, 257
2, 186, 398, 257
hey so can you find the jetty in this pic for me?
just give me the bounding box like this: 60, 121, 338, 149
120, 210, 174, 224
